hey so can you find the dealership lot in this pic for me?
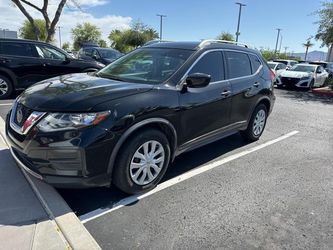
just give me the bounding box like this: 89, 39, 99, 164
0, 88, 332, 249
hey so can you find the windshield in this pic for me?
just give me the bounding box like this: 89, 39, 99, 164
98, 49, 122, 59
290, 65, 316, 73
97, 48, 193, 84
268, 63, 276, 69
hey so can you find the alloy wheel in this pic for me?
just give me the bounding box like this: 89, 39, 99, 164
0, 78, 9, 97
253, 109, 266, 136
129, 140, 165, 186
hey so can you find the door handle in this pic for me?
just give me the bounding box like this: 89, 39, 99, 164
253, 82, 260, 87
221, 90, 231, 96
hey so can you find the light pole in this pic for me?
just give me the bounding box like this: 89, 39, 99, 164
235, 2, 246, 42
279, 34, 283, 53
156, 14, 167, 41
274, 28, 282, 57
58, 26, 62, 48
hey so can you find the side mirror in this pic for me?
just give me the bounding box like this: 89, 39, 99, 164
186, 73, 211, 88
317, 70, 322, 74
92, 55, 98, 60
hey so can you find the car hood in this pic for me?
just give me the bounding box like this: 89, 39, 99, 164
280, 70, 313, 78
18, 73, 154, 112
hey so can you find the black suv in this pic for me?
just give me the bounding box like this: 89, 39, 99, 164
78, 47, 123, 65
6, 40, 275, 194
0, 39, 105, 99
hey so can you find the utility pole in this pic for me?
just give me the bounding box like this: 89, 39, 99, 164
284, 46, 289, 54
274, 28, 282, 57
235, 2, 246, 42
58, 26, 62, 48
279, 34, 283, 53
156, 14, 167, 41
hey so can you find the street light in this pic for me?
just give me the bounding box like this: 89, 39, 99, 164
274, 28, 282, 56
156, 14, 167, 41
235, 2, 246, 42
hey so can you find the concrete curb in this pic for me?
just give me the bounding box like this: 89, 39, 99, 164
0, 116, 101, 250
311, 87, 333, 97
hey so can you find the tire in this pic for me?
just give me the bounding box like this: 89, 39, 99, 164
240, 104, 268, 142
309, 79, 315, 89
0, 74, 13, 100
112, 129, 171, 194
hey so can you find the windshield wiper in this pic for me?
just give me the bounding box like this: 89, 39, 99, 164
96, 72, 125, 82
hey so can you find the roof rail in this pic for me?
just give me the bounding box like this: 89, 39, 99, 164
198, 39, 250, 49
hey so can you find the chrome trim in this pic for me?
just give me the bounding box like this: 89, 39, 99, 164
198, 39, 251, 49
9, 101, 46, 135
9, 147, 43, 180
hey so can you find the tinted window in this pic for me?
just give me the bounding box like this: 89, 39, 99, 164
249, 54, 262, 73
225, 51, 251, 78
0, 42, 35, 57
189, 51, 224, 82
35, 45, 66, 60
84, 49, 93, 56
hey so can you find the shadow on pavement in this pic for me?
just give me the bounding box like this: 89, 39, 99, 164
276, 88, 333, 105
58, 133, 249, 216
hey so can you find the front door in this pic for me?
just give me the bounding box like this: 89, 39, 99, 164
179, 51, 232, 144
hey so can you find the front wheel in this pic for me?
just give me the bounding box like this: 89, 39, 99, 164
240, 104, 268, 142
112, 129, 171, 194
0, 75, 13, 100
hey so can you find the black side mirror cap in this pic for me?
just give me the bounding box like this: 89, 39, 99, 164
186, 73, 211, 88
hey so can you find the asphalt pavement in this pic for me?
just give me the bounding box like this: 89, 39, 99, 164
0, 88, 332, 249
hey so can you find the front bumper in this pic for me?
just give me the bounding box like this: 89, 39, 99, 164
5, 112, 114, 188
278, 77, 311, 88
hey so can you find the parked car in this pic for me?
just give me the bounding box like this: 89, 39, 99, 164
0, 38, 105, 99
308, 61, 333, 78
278, 63, 329, 88
267, 61, 287, 85
273, 59, 298, 70
78, 47, 123, 65
6, 40, 275, 194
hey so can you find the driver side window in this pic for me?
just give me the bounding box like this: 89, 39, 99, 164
35, 45, 66, 60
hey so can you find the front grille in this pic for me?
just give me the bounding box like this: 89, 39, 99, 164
280, 77, 300, 86
13, 103, 33, 127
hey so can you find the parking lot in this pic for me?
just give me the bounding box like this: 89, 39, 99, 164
0, 88, 332, 249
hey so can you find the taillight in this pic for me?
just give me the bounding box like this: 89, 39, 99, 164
270, 69, 276, 81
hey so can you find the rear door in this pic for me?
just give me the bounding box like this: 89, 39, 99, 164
225, 51, 263, 124
179, 51, 232, 143
0, 41, 44, 88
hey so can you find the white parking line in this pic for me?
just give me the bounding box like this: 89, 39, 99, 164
0, 103, 13, 106
80, 130, 299, 223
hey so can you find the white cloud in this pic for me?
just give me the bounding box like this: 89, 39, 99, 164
0, 0, 132, 48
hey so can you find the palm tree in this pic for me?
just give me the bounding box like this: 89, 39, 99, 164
303, 39, 314, 61
217, 32, 235, 41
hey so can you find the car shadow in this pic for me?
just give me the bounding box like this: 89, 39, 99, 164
58, 133, 250, 216
276, 87, 333, 105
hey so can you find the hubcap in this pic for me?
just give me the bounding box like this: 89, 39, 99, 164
130, 140, 165, 186
253, 109, 266, 136
0, 78, 9, 96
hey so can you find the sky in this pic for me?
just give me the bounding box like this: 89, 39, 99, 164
0, 0, 329, 53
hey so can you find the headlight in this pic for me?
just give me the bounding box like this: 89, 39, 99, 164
37, 111, 110, 132
301, 76, 310, 80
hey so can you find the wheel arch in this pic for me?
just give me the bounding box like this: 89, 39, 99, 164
107, 118, 178, 178
0, 67, 16, 87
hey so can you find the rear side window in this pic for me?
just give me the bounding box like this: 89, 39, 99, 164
225, 51, 251, 78
0, 42, 35, 57
249, 54, 262, 73
84, 49, 93, 56
189, 51, 224, 82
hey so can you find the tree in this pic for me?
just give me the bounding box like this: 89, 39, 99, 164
62, 42, 71, 51
72, 23, 102, 50
216, 32, 235, 41
303, 39, 314, 61
98, 39, 108, 48
12, 0, 67, 42
108, 21, 159, 53
314, 2, 333, 61
19, 19, 48, 41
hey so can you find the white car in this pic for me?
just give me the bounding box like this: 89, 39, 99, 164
278, 63, 329, 88
273, 59, 298, 70
267, 61, 287, 84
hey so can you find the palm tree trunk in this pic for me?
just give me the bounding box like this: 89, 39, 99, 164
327, 44, 333, 62
305, 47, 309, 61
